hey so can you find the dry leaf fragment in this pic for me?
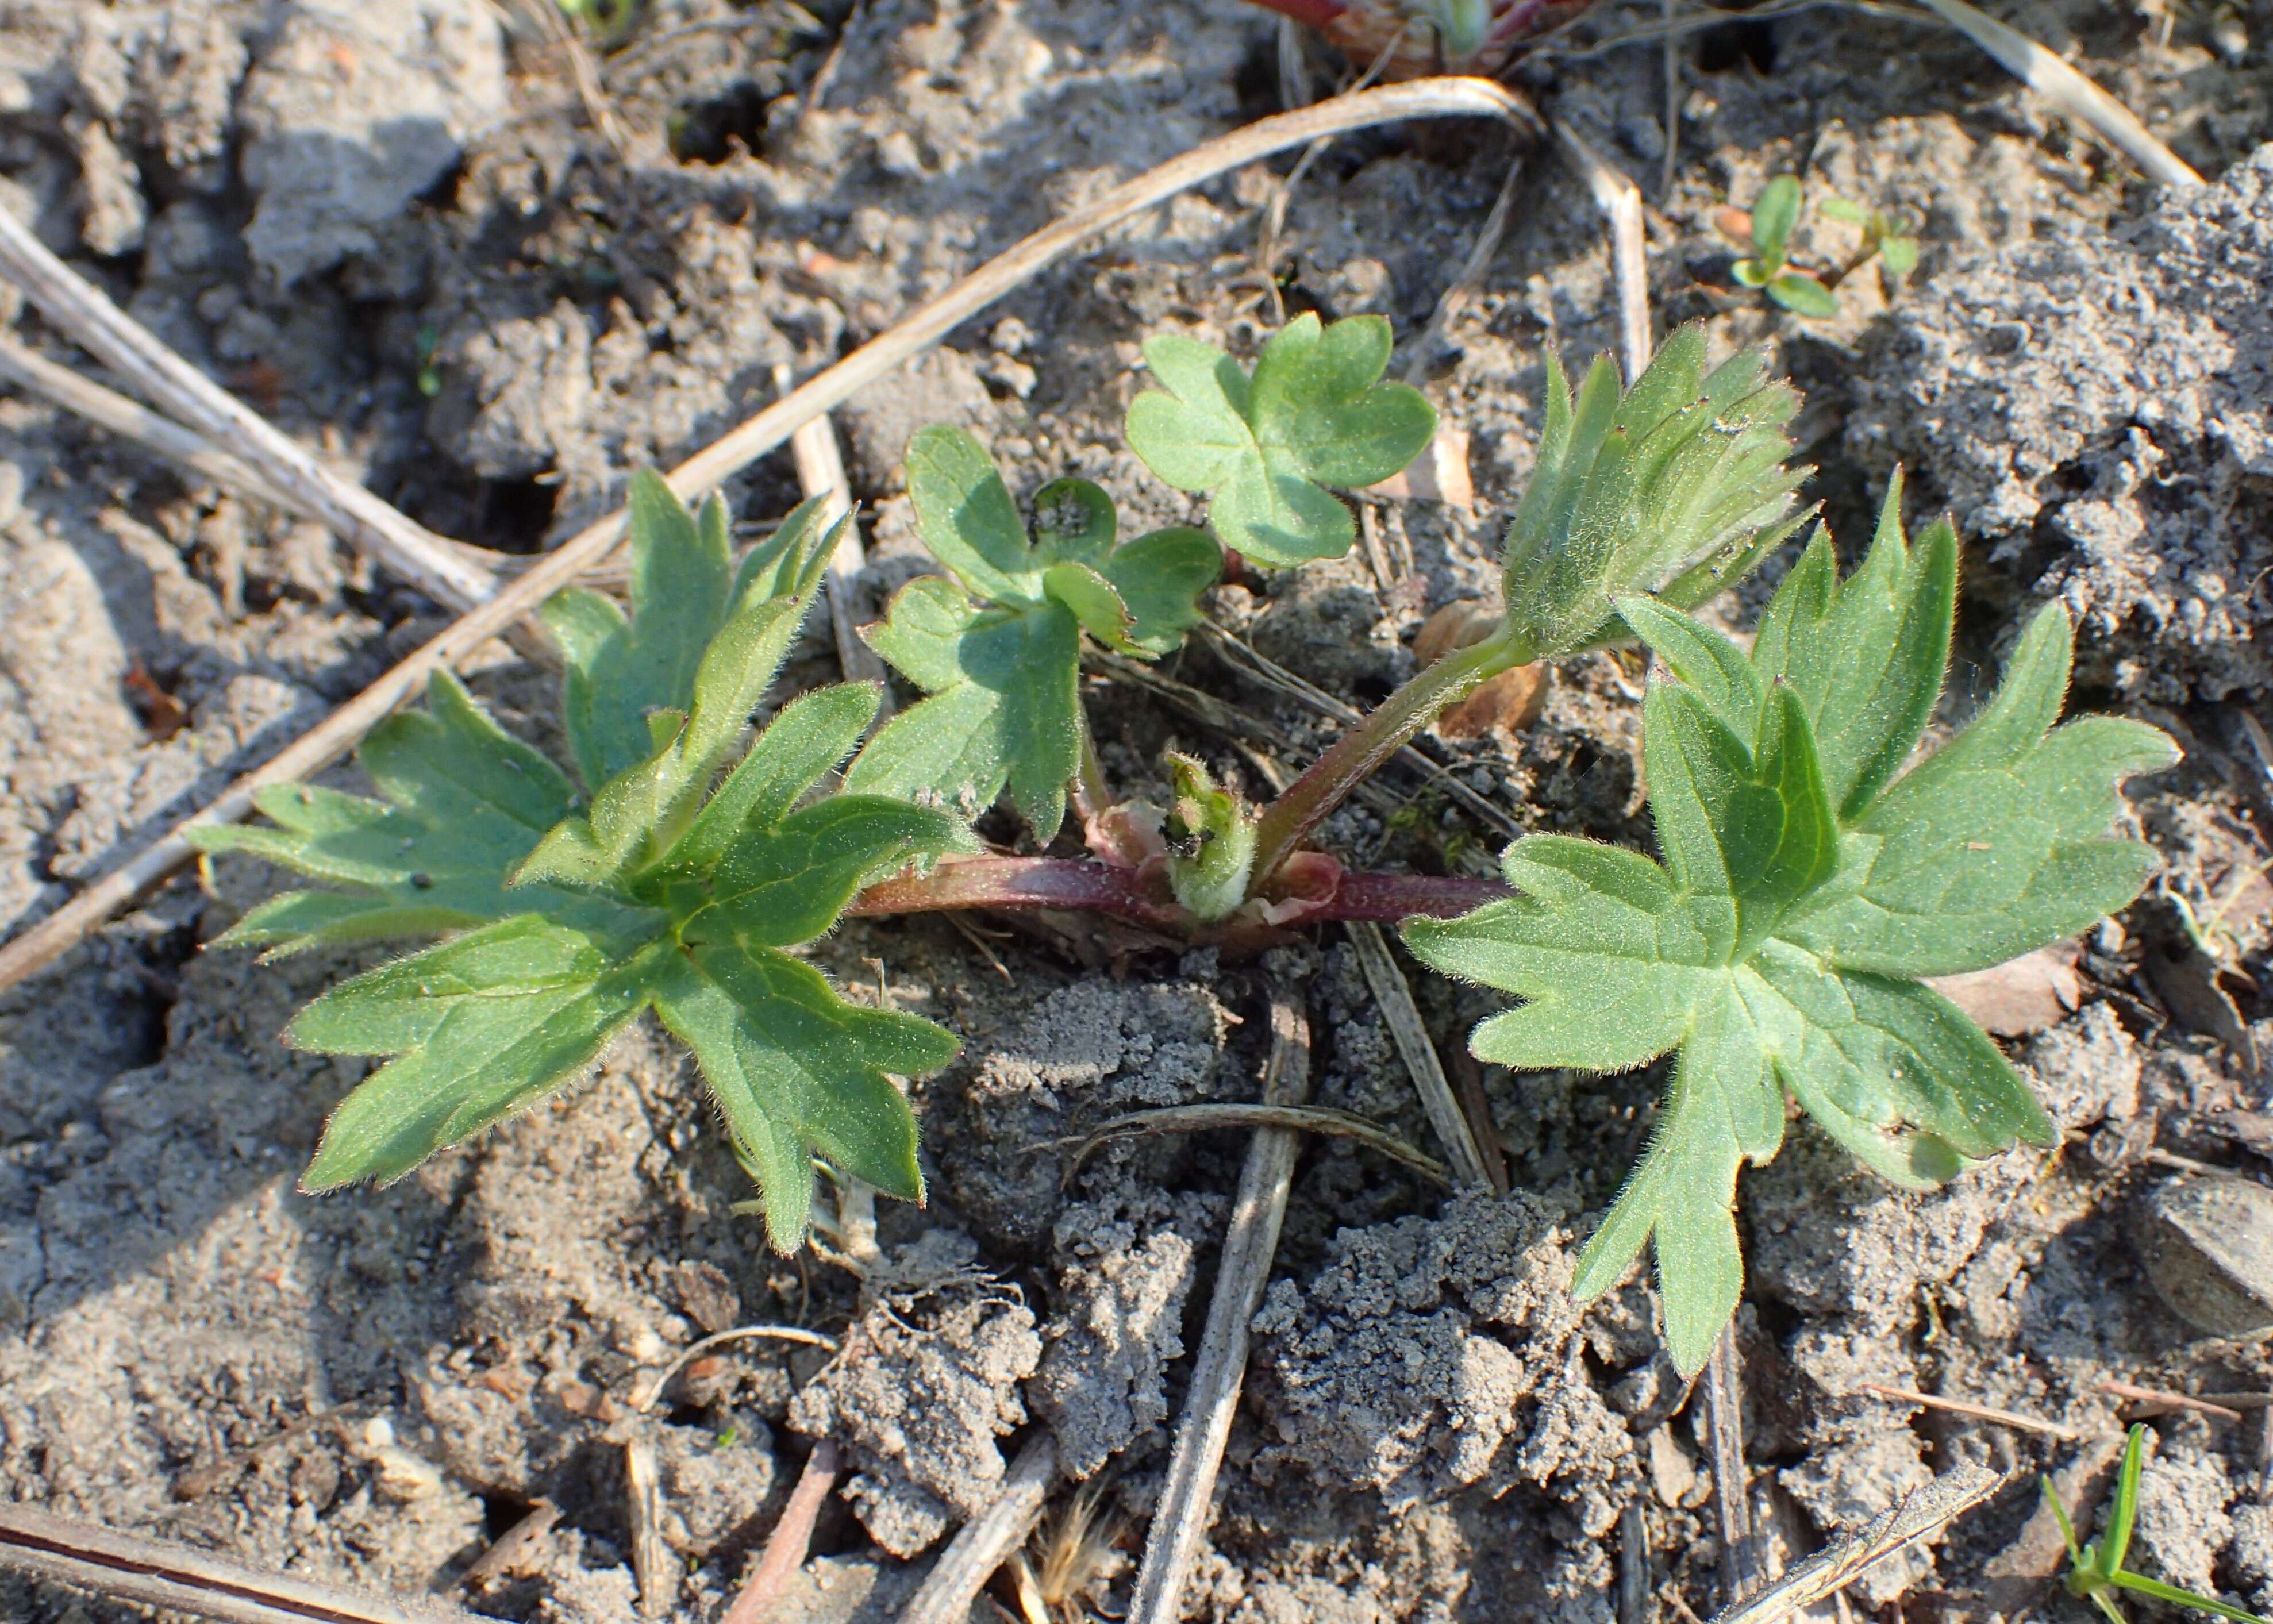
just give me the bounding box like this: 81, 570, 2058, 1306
1925, 941, 2082, 1037
1437, 663, 1546, 739
1367, 425, 1474, 510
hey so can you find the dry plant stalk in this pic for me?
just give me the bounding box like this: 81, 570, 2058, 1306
0, 1502, 484, 1624
720, 1439, 841, 1624
894, 1436, 1062, 1624
1346, 920, 1498, 1186
1127, 985, 1313, 1624
1709, 1463, 2001, 1624
1911, 0, 2202, 188
0, 75, 1536, 999
1553, 121, 1652, 382
0, 205, 499, 611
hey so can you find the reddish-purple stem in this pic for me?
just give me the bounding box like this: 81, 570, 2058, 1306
847, 856, 1507, 938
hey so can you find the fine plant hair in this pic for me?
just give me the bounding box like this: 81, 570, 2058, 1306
202, 314, 2175, 1376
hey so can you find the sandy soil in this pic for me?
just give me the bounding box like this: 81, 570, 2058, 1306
3, 1, 2272, 1620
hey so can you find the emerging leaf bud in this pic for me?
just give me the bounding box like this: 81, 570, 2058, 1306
1498, 325, 1814, 660
1163, 754, 1258, 923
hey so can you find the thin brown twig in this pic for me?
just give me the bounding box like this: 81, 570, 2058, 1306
1709, 1464, 2002, 1624
631, 1325, 841, 1414
0, 76, 1535, 996
894, 1436, 1060, 1624
1127, 982, 1313, 1624
1345, 921, 1495, 1187
0, 1502, 486, 1624
1060, 1101, 1449, 1187
1856, 1384, 2083, 1440
720, 1438, 841, 1624
2098, 1380, 2246, 1423
0, 205, 498, 613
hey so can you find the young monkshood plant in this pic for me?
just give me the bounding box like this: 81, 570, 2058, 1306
190, 476, 972, 1246
1402, 475, 2178, 1372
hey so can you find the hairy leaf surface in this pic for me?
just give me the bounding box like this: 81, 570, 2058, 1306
1125, 313, 1435, 567
196, 475, 966, 1245
1406, 492, 2173, 1372
849, 427, 1218, 835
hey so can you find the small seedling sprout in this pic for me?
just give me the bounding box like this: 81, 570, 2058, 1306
2045, 1424, 2271, 1623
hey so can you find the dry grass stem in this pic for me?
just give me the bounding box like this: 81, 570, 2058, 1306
0, 1502, 486, 1624
1127, 986, 1313, 1624
772, 359, 886, 692
1553, 121, 1652, 383
1710, 1463, 2001, 1624
896, 1435, 1060, 1624
623, 1434, 674, 1617
2098, 1379, 2246, 1422
1063, 1101, 1449, 1186
0, 76, 1534, 997
632, 1325, 841, 1413
721, 1438, 841, 1624
0, 205, 499, 612
1345, 921, 1497, 1187
1706, 1324, 1765, 1603
1910, 0, 2202, 188
1857, 1384, 2082, 1439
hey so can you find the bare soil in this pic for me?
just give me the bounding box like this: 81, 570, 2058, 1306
3, 1, 2273, 1621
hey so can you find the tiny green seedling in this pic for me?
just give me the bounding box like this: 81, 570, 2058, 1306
2045, 1424, 2270, 1623
1404, 472, 2175, 1372
1729, 176, 1840, 318
1821, 195, 1921, 279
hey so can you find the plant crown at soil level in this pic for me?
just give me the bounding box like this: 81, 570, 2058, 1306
190, 475, 973, 1249
1403, 472, 2178, 1375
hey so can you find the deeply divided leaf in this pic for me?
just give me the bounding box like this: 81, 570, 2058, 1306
195, 474, 966, 1246
1409, 486, 2174, 1373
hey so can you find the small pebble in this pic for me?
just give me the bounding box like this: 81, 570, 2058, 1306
2139, 1175, 2273, 1337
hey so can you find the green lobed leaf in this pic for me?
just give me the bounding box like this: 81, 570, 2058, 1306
516, 511, 838, 888
1408, 482, 2172, 1373
540, 470, 735, 789
855, 432, 1216, 833
191, 671, 644, 953
851, 588, 1083, 837
686, 795, 973, 948
289, 917, 651, 1189
652, 942, 955, 1250
1878, 236, 1920, 276
1125, 313, 1436, 568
